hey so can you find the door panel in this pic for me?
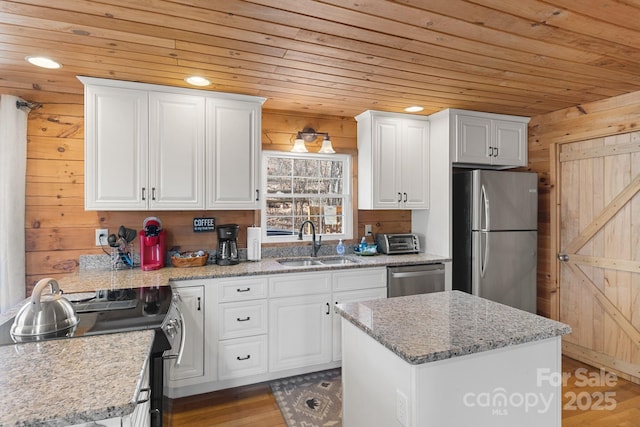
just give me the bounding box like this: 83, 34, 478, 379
472, 230, 537, 313
558, 133, 640, 382
471, 170, 538, 231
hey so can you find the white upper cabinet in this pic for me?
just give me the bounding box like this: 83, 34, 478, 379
206, 99, 261, 210
149, 92, 205, 209
84, 84, 149, 210
356, 110, 430, 210
80, 77, 265, 211
449, 109, 529, 168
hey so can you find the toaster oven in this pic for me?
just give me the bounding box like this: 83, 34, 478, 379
375, 233, 420, 254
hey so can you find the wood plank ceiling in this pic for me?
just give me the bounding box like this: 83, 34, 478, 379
2, 0, 640, 118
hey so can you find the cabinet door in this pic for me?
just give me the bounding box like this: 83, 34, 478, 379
149, 92, 205, 209
372, 117, 403, 208
492, 119, 527, 167
455, 114, 491, 164
206, 99, 261, 209
166, 286, 205, 382
269, 293, 332, 372
332, 288, 387, 361
401, 119, 430, 209
84, 84, 148, 210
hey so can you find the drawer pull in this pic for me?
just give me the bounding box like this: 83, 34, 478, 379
237, 355, 251, 361
237, 316, 251, 322
237, 287, 251, 293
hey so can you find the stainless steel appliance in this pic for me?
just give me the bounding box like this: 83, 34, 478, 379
0, 285, 182, 427
216, 224, 240, 265
387, 263, 445, 297
375, 233, 420, 254
452, 169, 538, 313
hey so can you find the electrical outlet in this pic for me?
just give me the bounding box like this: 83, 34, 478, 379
396, 389, 409, 426
365, 224, 373, 236
95, 228, 108, 246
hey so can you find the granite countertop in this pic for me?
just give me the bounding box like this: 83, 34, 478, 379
57, 252, 449, 294
335, 290, 571, 365
0, 330, 154, 427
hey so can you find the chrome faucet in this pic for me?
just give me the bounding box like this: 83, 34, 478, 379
298, 220, 322, 257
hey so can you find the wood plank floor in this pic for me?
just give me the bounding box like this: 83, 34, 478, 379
164, 356, 640, 426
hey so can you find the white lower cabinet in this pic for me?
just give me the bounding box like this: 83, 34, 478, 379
165, 267, 387, 397
269, 293, 333, 372
165, 282, 207, 386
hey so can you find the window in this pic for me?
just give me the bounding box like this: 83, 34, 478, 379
262, 151, 352, 242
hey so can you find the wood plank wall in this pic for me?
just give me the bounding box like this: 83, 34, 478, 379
0, 84, 409, 295
529, 90, 640, 319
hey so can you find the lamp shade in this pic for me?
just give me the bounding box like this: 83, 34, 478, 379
291, 138, 308, 153
318, 136, 335, 154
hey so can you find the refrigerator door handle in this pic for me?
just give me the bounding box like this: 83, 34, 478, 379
480, 231, 490, 277
481, 184, 490, 231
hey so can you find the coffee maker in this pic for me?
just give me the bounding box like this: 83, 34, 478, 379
139, 216, 166, 271
216, 224, 239, 265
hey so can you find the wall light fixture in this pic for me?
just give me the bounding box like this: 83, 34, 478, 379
291, 127, 335, 154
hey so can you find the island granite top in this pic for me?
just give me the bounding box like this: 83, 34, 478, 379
335, 290, 571, 365
0, 330, 153, 427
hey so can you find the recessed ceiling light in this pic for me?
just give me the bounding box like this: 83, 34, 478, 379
404, 106, 424, 113
25, 56, 62, 69
185, 76, 210, 86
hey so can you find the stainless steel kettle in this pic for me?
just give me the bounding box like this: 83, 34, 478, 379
10, 278, 79, 342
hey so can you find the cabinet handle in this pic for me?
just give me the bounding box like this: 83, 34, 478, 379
403, 192, 407, 203
237, 287, 251, 293
326, 302, 330, 315
494, 147, 499, 157
197, 297, 201, 311
152, 187, 156, 200
488, 146, 494, 157
142, 187, 146, 201
255, 189, 260, 201
397, 192, 402, 203
237, 355, 251, 361
236, 316, 251, 322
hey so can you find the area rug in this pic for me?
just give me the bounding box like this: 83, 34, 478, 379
270, 368, 342, 427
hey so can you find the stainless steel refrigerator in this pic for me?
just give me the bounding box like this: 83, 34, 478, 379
452, 170, 538, 313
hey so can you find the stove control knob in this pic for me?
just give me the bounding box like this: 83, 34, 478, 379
165, 319, 179, 338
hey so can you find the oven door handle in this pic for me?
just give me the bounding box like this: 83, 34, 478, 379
175, 306, 186, 366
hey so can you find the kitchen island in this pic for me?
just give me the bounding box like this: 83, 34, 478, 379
336, 291, 571, 427
0, 330, 153, 426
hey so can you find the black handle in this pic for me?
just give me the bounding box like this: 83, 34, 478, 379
197, 297, 201, 311
326, 302, 330, 315
237, 355, 251, 361
237, 316, 251, 322
494, 147, 499, 157
397, 192, 402, 202
488, 146, 493, 157
142, 187, 146, 201
255, 189, 260, 201
403, 192, 407, 203
152, 187, 156, 200
237, 287, 251, 293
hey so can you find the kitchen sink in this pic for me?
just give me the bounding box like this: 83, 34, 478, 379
276, 256, 360, 267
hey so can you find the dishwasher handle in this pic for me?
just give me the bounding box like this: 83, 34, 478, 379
389, 270, 443, 279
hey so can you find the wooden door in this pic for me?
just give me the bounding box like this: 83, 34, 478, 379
557, 132, 640, 383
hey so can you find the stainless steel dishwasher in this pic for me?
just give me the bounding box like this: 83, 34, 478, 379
387, 263, 445, 297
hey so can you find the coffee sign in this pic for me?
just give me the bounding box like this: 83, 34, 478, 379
193, 217, 215, 232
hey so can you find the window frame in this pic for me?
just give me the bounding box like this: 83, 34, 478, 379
261, 150, 353, 243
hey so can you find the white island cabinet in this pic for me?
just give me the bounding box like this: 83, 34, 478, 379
336, 291, 571, 427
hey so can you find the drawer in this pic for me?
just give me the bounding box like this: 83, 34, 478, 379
218, 277, 268, 302
218, 335, 268, 380
269, 272, 331, 297
219, 300, 268, 339
333, 267, 387, 292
